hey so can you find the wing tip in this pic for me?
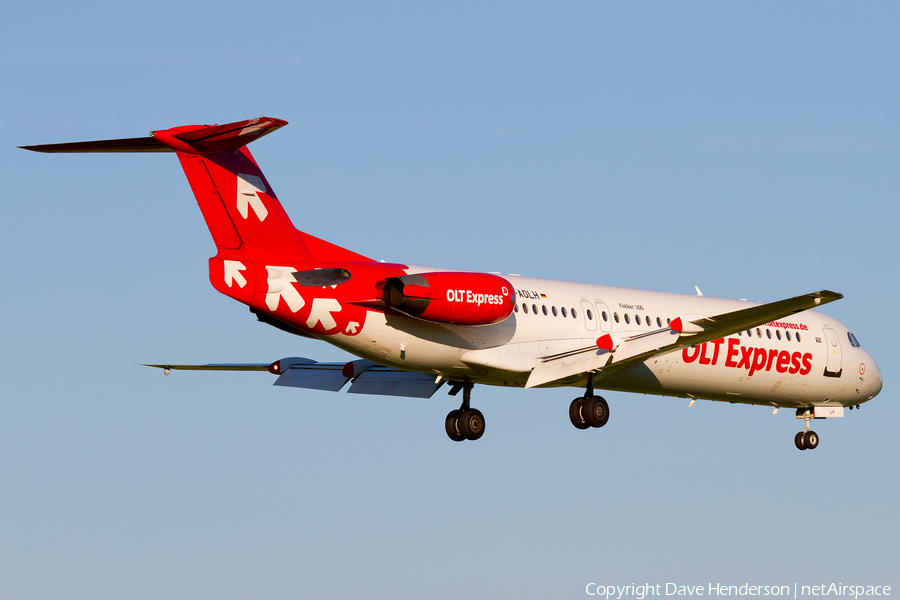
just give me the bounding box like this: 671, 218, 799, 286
813, 290, 843, 303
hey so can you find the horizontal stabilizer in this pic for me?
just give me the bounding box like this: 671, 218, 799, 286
21, 136, 171, 153
21, 117, 287, 155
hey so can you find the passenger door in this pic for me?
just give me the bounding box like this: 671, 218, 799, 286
822, 327, 843, 377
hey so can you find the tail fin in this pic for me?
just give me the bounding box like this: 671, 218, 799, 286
175, 137, 307, 258
22, 117, 371, 262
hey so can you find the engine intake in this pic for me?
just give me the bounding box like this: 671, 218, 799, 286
382, 272, 515, 326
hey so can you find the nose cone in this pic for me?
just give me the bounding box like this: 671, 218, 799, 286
863, 352, 883, 400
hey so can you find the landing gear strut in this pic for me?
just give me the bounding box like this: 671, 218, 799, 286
569, 372, 610, 430
794, 408, 819, 451
445, 383, 484, 442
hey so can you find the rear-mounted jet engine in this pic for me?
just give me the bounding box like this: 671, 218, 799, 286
382, 272, 514, 326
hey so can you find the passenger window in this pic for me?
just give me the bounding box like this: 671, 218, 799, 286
624, 314, 630, 324
776, 330, 782, 340
666, 318, 671, 326
572, 308, 577, 318
522, 303, 528, 314
542, 305, 548, 316
756, 328, 762, 338
552, 306, 558, 317
766, 329, 771, 339
786, 331, 791, 341
514, 304, 519, 313
635, 315, 641, 325
796, 332, 802, 343
656, 317, 662, 327
561, 307, 567, 318
614, 313, 620, 323
602, 311, 608, 322
738, 331, 742, 336
587, 309, 593, 320
532, 304, 537, 315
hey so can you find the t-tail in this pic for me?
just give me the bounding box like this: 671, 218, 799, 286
21, 117, 372, 264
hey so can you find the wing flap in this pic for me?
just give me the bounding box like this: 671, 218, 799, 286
525, 348, 611, 388
347, 368, 444, 398
274, 363, 351, 392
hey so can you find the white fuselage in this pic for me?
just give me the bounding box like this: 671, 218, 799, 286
320, 270, 882, 409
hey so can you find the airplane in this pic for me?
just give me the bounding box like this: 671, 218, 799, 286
22, 117, 883, 450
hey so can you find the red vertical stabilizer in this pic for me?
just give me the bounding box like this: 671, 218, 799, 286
22, 117, 372, 264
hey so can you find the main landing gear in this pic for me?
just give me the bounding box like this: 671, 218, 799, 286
445, 383, 485, 442
794, 408, 819, 451
569, 373, 610, 430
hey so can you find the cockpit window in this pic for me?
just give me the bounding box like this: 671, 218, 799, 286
848, 332, 861, 348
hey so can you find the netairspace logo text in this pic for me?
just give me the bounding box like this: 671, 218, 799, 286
586, 584, 892, 600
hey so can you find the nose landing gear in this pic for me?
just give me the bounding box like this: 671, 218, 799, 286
445, 383, 484, 442
794, 408, 819, 451
569, 372, 610, 430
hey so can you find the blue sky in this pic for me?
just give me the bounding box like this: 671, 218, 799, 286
2, 2, 898, 598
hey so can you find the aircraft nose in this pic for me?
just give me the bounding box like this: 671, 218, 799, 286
862, 352, 882, 401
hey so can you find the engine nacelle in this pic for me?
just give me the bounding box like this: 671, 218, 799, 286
382, 272, 515, 326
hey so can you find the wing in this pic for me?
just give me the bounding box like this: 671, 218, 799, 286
142, 363, 272, 371
526, 289, 842, 388
144, 357, 445, 399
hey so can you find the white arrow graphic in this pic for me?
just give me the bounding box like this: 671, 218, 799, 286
223, 260, 247, 288
345, 321, 360, 334
236, 173, 268, 222
306, 298, 342, 330
265, 266, 305, 313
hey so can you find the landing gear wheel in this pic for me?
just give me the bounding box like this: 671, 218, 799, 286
569, 398, 589, 430
445, 409, 464, 442
458, 409, 485, 440
583, 396, 610, 428
803, 430, 819, 450
794, 431, 807, 450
